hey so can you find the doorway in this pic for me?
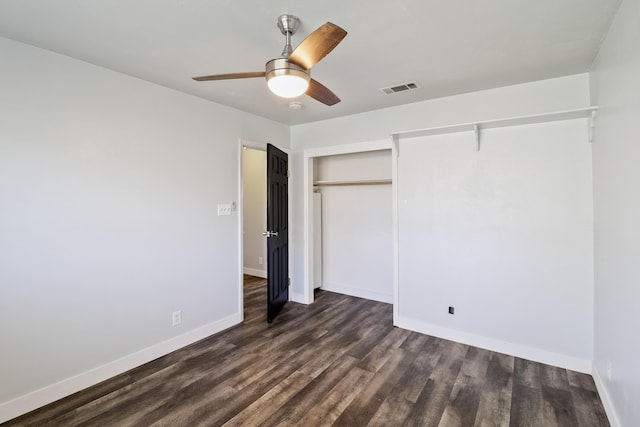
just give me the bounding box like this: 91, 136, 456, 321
242, 147, 268, 280
238, 139, 291, 323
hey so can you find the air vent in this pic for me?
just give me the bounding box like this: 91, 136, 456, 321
380, 81, 421, 95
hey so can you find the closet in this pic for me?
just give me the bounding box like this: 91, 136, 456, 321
312, 149, 393, 303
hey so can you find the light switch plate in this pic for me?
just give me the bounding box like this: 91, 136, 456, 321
217, 203, 232, 216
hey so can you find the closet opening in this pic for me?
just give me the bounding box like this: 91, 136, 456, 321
303, 141, 398, 323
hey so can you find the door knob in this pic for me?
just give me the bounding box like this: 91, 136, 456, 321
262, 231, 279, 237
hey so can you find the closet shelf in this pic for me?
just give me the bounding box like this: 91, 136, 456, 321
313, 178, 392, 187
391, 106, 599, 143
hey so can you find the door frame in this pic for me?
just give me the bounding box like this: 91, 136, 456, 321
302, 139, 399, 324
237, 138, 293, 321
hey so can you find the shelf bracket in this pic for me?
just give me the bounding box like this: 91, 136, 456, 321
474, 124, 480, 151
588, 110, 597, 143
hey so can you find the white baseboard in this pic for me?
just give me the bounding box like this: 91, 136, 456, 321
243, 267, 267, 278
395, 315, 592, 373
592, 365, 621, 427
0, 313, 242, 424
320, 282, 393, 304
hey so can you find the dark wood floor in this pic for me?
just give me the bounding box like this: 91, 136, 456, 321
5, 275, 609, 426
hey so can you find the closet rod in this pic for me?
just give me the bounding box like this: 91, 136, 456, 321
313, 179, 392, 187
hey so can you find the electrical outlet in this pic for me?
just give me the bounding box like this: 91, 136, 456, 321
258, 257, 263, 265
172, 310, 182, 326
606, 360, 612, 381
448, 306, 455, 315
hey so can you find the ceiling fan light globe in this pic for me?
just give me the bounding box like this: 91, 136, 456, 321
265, 58, 310, 98
268, 74, 309, 98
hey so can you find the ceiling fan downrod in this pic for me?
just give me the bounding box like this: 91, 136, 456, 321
277, 14, 300, 58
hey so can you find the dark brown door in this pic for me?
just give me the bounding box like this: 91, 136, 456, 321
266, 143, 288, 323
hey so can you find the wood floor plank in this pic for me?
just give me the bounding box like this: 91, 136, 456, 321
513, 357, 541, 389
357, 326, 411, 373
216, 330, 365, 424
367, 395, 414, 427
567, 369, 598, 392
399, 331, 429, 353
438, 374, 482, 426
391, 336, 442, 403
509, 383, 545, 427
3, 373, 133, 427
222, 371, 315, 427
540, 363, 572, 392
405, 341, 468, 426
297, 366, 375, 426
115, 350, 262, 426
474, 387, 512, 427
345, 319, 395, 361
4, 276, 610, 427
486, 352, 515, 390
268, 355, 362, 425
460, 345, 492, 379
438, 346, 492, 426
145, 384, 237, 427
190, 356, 318, 425
473, 353, 514, 427
569, 385, 611, 427
332, 347, 418, 426
48, 363, 187, 426
541, 385, 580, 427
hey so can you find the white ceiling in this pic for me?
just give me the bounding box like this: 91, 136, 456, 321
0, 0, 620, 125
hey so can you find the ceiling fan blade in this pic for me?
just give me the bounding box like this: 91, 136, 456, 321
306, 79, 340, 106
193, 72, 265, 81
288, 22, 347, 70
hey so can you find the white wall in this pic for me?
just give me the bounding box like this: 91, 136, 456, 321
290, 74, 593, 371
398, 121, 593, 370
242, 148, 267, 277
590, 0, 640, 425
0, 37, 289, 421
289, 74, 591, 305
314, 151, 393, 303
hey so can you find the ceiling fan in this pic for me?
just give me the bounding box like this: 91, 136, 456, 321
193, 15, 347, 106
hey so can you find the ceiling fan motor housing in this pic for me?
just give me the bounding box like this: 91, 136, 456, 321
266, 58, 309, 79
